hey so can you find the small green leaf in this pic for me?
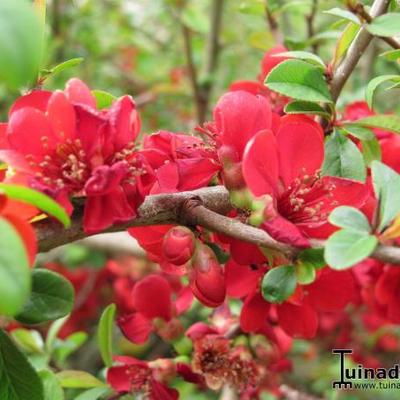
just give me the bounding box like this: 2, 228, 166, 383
297, 248, 325, 270
333, 22, 359, 66
296, 263, 316, 285
322, 131, 366, 182
48, 58, 84, 77
349, 115, 400, 134
54, 332, 88, 364
0, 217, 30, 316
379, 49, 400, 62
39, 370, 64, 400
329, 206, 371, 232
92, 90, 117, 110
284, 101, 330, 117
365, 75, 400, 108
56, 371, 107, 389
16, 269, 74, 325
362, 137, 381, 166
371, 161, 400, 231
45, 316, 69, 354
325, 229, 378, 269
261, 265, 297, 304
11, 329, 44, 354
341, 125, 375, 141
324, 8, 360, 25
265, 59, 332, 103
366, 13, 400, 37
273, 51, 325, 67
0, 329, 44, 400
0, 184, 70, 227
97, 303, 116, 367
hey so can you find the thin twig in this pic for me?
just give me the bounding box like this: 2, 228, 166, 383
35, 186, 400, 265
265, 6, 283, 44
330, 0, 391, 102
306, 0, 318, 53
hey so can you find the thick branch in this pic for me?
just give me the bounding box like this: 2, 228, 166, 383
35, 186, 400, 266
330, 0, 391, 102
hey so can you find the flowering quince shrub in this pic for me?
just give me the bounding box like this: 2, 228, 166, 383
3, 1, 400, 400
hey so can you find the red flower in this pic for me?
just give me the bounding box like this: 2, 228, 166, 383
226, 260, 357, 338
142, 130, 220, 193
0, 79, 154, 233
375, 265, 400, 323
118, 274, 192, 344
242, 115, 368, 245
107, 356, 178, 399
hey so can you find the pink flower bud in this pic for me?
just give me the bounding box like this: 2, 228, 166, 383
162, 226, 195, 266
189, 244, 226, 307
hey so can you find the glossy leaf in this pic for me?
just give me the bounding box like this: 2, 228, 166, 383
362, 136, 381, 166
56, 370, 107, 389
324, 8, 360, 24
333, 22, 359, 66
273, 51, 325, 67
97, 303, 116, 367
39, 370, 64, 400
365, 75, 400, 108
329, 206, 371, 233
0, 330, 44, 400
11, 329, 44, 354
92, 90, 117, 110
0, 184, 70, 227
16, 269, 74, 325
265, 59, 332, 103
371, 161, 400, 231
261, 265, 297, 304
366, 13, 400, 37
284, 101, 330, 117
350, 115, 400, 134
0, 217, 30, 316
325, 229, 378, 270
322, 131, 366, 182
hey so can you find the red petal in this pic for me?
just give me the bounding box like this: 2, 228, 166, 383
229, 80, 264, 95
240, 291, 270, 332
228, 237, 267, 265
277, 303, 318, 338
107, 365, 131, 393
307, 269, 356, 312
175, 286, 193, 315
9, 90, 52, 116
214, 91, 272, 158
65, 78, 96, 108
259, 45, 288, 81
276, 115, 324, 188
7, 108, 57, 156
132, 275, 172, 321
262, 215, 310, 247
225, 261, 263, 298
118, 312, 153, 344
150, 380, 179, 400
177, 158, 219, 191
46, 90, 76, 141
243, 130, 279, 196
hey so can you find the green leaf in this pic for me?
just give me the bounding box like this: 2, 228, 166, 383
341, 125, 375, 141
11, 329, 44, 354
38, 370, 64, 400
284, 101, 331, 117
75, 387, 111, 400
16, 269, 74, 325
379, 49, 400, 62
333, 22, 359, 66
0, 0, 42, 89
322, 131, 366, 182
56, 371, 107, 389
366, 13, 400, 37
0, 330, 44, 400
45, 316, 69, 354
261, 265, 297, 304
47, 58, 84, 77
0, 217, 30, 316
350, 115, 400, 134
297, 248, 325, 270
324, 229, 378, 269
265, 59, 332, 103
54, 332, 88, 364
371, 161, 400, 231
362, 136, 382, 166
329, 206, 371, 232
365, 75, 400, 108
92, 90, 117, 110
324, 8, 360, 25
0, 184, 70, 227
273, 51, 325, 67
296, 263, 316, 285
97, 304, 116, 367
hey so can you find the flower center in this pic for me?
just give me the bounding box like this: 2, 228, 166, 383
278, 171, 338, 225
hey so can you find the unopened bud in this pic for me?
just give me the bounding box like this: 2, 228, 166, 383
162, 226, 195, 266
